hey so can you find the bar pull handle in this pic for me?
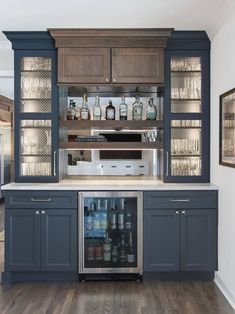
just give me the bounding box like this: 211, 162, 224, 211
41, 210, 46, 215
182, 210, 186, 215
165, 151, 169, 176
54, 151, 57, 176
175, 210, 179, 215
35, 210, 40, 215
170, 199, 190, 202
31, 198, 52, 202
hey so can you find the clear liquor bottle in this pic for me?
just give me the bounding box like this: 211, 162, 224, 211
93, 96, 102, 120
105, 100, 115, 120
146, 98, 157, 120
119, 96, 128, 120
132, 95, 143, 121
80, 94, 90, 120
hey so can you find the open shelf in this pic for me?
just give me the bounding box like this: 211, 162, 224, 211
60, 141, 163, 150
60, 120, 163, 130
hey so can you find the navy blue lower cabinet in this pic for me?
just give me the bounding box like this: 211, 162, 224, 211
181, 209, 217, 271
41, 210, 77, 271
5, 208, 77, 272
5, 209, 41, 271
144, 209, 180, 271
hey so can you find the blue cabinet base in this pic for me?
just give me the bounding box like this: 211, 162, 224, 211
144, 271, 214, 281
1, 271, 79, 284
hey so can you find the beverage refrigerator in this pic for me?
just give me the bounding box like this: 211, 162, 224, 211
78, 191, 143, 279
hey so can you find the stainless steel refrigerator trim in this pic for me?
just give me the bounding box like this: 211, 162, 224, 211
78, 191, 143, 275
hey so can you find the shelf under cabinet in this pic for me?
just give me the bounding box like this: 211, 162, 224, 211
60, 120, 163, 130
60, 141, 163, 150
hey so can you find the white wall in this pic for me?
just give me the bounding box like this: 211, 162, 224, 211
211, 7, 235, 309
0, 41, 14, 99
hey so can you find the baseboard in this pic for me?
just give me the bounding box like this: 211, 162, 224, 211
214, 273, 235, 310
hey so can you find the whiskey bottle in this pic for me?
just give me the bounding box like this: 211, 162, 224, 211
127, 232, 135, 263
132, 95, 143, 121
67, 100, 74, 120
146, 98, 157, 120
80, 94, 90, 120
105, 100, 115, 120
93, 96, 102, 120
74, 101, 81, 120
119, 96, 128, 120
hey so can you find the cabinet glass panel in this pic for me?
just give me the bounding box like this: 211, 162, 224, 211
20, 57, 52, 113
20, 120, 52, 176
171, 57, 201, 113
82, 196, 137, 268
171, 120, 202, 176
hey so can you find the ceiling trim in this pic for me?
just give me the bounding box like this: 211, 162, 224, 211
207, 0, 235, 39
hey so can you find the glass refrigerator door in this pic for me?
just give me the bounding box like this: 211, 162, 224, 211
79, 192, 142, 273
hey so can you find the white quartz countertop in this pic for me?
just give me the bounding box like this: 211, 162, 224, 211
1, 179, 218, 191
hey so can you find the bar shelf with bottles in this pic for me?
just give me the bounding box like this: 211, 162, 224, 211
79, 191, 143, 274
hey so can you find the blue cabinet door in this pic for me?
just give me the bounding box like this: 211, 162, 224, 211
41, 209, 77, 271
181, 209, 217, 271
5, 209, 40, 271
144, 209, 180, 271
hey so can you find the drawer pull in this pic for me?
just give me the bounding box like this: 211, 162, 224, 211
35, 210, 40, 215
170, 199, 190, 202
31, 198, 52, 202
41, 210, 46, 215
182, 210, 186, 215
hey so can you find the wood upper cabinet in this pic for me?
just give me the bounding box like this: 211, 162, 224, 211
58, 47, 164, 84
112, 48, 164, 84
58, 47, 111, 84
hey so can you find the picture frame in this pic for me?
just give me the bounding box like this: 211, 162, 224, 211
219, 88, 235, 168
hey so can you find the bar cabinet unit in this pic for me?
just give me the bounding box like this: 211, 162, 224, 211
164, 32, 210, 182
3, 32, 59, 182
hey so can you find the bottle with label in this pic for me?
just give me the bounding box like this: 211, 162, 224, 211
87, 241, 95, 261
74, 101, 81, 120
95, 243, 103, 261
132, 95, 143, 121
80, 94, 90, 120
67, 99, 74, 120
127, 232, 135, 263
112, 245, 118, 263
105, 100, 115, 120
119, 96, 128, 120
103, 233, 112, 262
146, 98, 157, 120
86, 206, 93, 232
118, 198, 125, 230
119, 234, 126, 263
100, 199, 108, 231
110, 199, 117, 230
93, 96, 102, 120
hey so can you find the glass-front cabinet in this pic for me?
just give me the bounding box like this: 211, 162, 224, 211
15, 51, 58, 182
164, 51, 210, 182
79, 192, 143, 275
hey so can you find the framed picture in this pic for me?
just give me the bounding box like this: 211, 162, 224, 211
219, 88, 235, 168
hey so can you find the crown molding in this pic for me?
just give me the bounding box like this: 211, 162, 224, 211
207, 0, 235, 40
0, 40, 12, 52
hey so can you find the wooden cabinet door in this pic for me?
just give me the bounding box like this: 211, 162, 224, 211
41, 209, 77, 271
144, 209, 180, 272
112, 48, 164, 84
181, 209, 217, 271
5, 209, 40, 271
58, 48, 111, 84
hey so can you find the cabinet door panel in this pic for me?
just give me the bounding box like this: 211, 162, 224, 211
144, 209, 179, 271
112, 48, 164, 83
5, 209, 40, 271
181, 209, 217, 271
41, 209, 77, 271
58, 48, 110, 84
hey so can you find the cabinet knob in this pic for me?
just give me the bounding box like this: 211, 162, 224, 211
105, 78, 109, 82
112, 78, 117, 83
175, 210, 179, 215
182, 210, 186, 215
41, 210, 46, 215
35, 210, 40, 215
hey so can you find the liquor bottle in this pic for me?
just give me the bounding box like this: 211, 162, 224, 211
86, 206, 93, 231
125, 210, 132, 230
74, 101, 81, 120
105, 100, 115, 120
118, 198, 125, 230
127, 232, 135, 263
103, 233, 112, 262
100, 199, 108, 231
112, 245, 118, 263
119, 234, 126, 263
93, 96, 102, 120
146, 98, 157, 120
110, 199, 117, 230
80, 94, 90, 120
132, 95, 143, 121
119, 96, 128, 120
87, 241, 95, 261
95, 243, 103, 261
67, 99, 74, 120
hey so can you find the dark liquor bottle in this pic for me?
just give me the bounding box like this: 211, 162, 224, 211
119, 234, 126, 263
105, 100, 115, 120
127, 232, 135, 263
119, 96, 128, 120
112, 244, 118, 263
67, 99, 74, 120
